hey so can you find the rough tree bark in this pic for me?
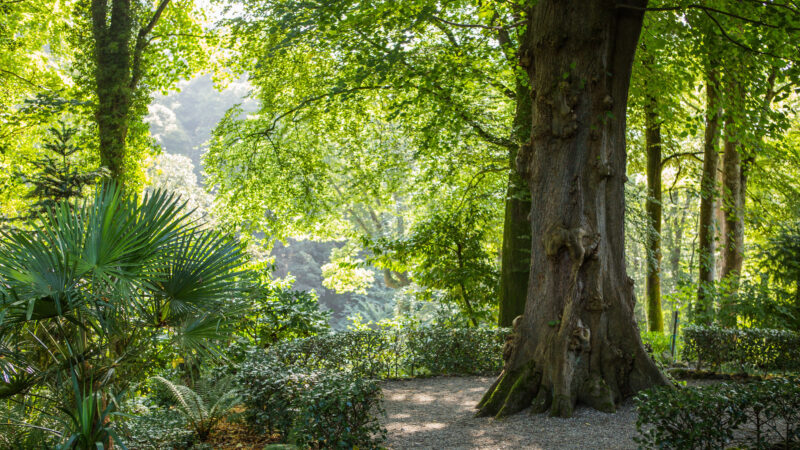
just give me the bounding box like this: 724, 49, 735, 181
695, 66, 721, 325
91, 0, 170, 182
477, 0, 668, 419
499, 78, 533, 327
644, 95, 663, 333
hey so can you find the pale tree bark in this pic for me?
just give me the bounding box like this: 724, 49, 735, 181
477, 0, 667, 419
644, 95, 663, 333
695, 65, 722, 325
718, 69, 777, 326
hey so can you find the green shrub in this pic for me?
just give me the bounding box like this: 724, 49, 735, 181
239, 263, 331, 348
641, 330, 682, 365
635, 378, 800, 449
271, 330, 395, 378
121, 409, 195, 450
292, 371, 385, 449
269, 326, 509, 378
404, 327, 506, 376
682, 325, 800, 373
237, 352, 303, 435
237, 350, 386, 448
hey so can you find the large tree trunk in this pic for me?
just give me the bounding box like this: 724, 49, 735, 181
644, 96, 663, 333
695, 66, 721, 325
499, 79, 533, 327
477, 0, 667, 419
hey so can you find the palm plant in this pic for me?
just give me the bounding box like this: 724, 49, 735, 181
152, 375, 240, 441
0, 183, 248, 446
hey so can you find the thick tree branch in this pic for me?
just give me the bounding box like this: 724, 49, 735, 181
140, 0, 171, 38
660, 151, 702, 167
130, 0, 171, 91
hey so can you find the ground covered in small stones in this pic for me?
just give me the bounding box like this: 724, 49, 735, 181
381, 376, 639, 449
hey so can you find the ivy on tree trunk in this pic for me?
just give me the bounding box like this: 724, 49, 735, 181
499, 78, 533, 327
645, 94, 663, 333
91, 0, 170, 183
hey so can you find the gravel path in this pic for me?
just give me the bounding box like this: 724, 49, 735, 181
381, 376, 639, 449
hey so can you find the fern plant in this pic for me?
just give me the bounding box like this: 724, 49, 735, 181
152, 376, 240, 441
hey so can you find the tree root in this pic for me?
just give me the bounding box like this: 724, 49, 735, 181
475, 360, 539, 418
477, 366, 637, 418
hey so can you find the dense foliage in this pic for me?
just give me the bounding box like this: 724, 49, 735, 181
238, 352, 386, 448
3, 0, 800, 444
682, 325, 800, 373
268, 326, 509, 379
636, 378, 800, 449
0, 184, 248, 446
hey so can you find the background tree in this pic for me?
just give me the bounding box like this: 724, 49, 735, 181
16, 123, 108, 219
206, 0, 526, 325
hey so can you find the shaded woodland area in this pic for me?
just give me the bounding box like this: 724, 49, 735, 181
1, 0, 800, 448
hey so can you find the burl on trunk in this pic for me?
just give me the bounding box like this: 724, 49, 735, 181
478, 0, 668, 419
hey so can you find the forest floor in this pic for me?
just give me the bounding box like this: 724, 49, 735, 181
380, 376, 639, 449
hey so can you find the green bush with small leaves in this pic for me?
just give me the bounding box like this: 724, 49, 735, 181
635, 378, 800, 449
292, 370, 386, 449
237, 350, 386, 448
269, 326, 509, 378
121, 408, 195, 450
236, 351, 303, 435
682, 325, 800, 373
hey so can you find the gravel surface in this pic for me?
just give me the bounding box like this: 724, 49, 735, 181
381, 376, 639, 449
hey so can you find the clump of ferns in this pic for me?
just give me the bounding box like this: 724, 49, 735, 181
151, 375, 240, 441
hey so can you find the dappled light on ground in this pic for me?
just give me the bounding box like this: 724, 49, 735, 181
381, 376, 638, 449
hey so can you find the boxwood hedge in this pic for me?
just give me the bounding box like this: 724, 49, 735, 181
267, 326, 510, 379
682, 325, 800, 373
635, 378, 800, 449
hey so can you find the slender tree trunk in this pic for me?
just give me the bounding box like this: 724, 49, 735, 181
499, 78, 533, 327
714, 151, 726, 277
668, 193, 690, 290
644, 96, 663, 332
478, 0, 667, 419
695, 66, 721, 325
719, 115, 744, 326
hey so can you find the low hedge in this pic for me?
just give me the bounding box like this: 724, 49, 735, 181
268, 326, 510, 379
682, 325, 800, 373
237, 326, 507, 447
237, 351, 386, 448
635, 378, 800, 449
